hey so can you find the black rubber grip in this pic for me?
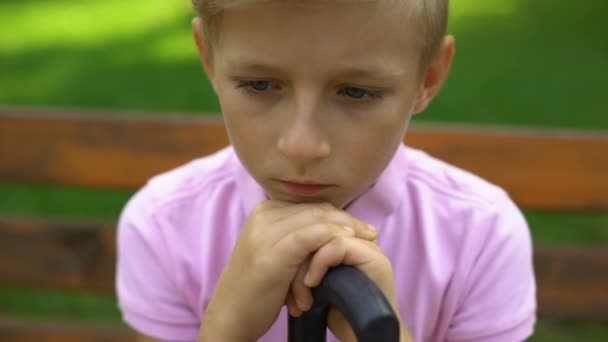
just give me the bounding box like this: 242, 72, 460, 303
288, 266, 400, 342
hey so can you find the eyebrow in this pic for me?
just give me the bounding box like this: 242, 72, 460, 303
222, 57, 407, 81
223, 58, 284, 73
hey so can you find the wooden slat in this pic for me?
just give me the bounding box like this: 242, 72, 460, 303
0, 108, 228, 191
0, 316, 133, 342
534, 246, 608, 320
406, 125, 608, 212
2, 108, 608, 211
0, 217, 116, 293
0, 217, 606, 320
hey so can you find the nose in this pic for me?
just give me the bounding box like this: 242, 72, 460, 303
277, 102, 331, 169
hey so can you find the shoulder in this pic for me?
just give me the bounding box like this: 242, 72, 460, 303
403, 146, 521, 219
400, 146, 529, 244
124, 146, 239, 214
143, 146, 238, 208
399, 148, 535, 340
117, 146, 241, 246
114, 149, 240, 342
404, 146, 508, 209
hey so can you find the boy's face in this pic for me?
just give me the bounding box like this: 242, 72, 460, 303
195, 2, 453, 209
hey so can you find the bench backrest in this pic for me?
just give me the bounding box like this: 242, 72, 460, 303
0, 108, 607, 340
2, 109, 607, 210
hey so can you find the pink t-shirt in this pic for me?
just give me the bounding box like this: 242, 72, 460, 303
116, 144, 536, 341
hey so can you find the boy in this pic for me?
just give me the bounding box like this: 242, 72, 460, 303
116, 0, 536, 341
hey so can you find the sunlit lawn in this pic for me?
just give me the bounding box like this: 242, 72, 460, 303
0, 0, 607, 340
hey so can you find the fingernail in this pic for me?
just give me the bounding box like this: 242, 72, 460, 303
343, 226, 354, 232
367, 224, 377, 232
304, 271, 312, 285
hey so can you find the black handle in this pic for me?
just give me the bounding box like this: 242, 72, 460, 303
288, 266, 400, 342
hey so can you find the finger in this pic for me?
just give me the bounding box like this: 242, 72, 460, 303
259, 202, 333, 226
291, 258, 313, 312
272, 204, 378, 241
291, 204, 377, 241
273, 222, 355, 267
249, 199, 297, 225
269, 202, 335, 220
254, 199, 294, 210
304, 237, 385, 288
303, 236, 348, 287
285, 290, 303, 317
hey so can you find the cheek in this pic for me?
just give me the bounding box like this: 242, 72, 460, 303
340, 115, 409, 177
315, 124, 395, 205
218, 91, 264, 137
217, 93, 281, 170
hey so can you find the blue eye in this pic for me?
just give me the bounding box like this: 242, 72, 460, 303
338, 86, 382, 101
237, 80, 276, 92
344, 87, 366, 98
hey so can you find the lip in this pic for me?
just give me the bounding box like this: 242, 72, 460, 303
279, 180, 332, 196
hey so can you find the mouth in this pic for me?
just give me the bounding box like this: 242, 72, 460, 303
278, 180, 333, 196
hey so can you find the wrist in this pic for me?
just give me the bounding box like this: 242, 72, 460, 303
199, 304, 254, 342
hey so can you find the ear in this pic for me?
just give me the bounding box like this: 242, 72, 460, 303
192, 17, 216, 88
412, 35, 455, 114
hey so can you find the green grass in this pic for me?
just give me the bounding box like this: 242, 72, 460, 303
0, 287, 121, 324
0, 0, 217, 113
0, 0, 607, 340
0, 183, 133, 220
435, 0, 608, 129
530, 321, 608, 342
527, 212, 608, 246
1, 0, 607, 129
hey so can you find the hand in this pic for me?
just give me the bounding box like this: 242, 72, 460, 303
199, 200, 378, 342
288, 235, 413, 342
285, 224, 378, 318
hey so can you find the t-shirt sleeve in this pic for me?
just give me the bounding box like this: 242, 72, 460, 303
446, 196, 537, 342
115, 189, 201, 341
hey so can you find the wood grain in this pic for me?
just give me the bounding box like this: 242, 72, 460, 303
2, 108, 607, 211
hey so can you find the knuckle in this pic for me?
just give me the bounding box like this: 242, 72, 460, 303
320, 202, 334, 209
350, 218, 368, 232
307, 207, 328, 220
250, 203, 279, 224
329, 233, 347, 246
324, 223, 346, 237
250, 201, 269, 216
288, 228, 319, 252
252, 199, 283, 214
301, 224, 331, 246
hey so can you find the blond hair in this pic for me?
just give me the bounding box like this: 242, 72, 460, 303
192, 0, 449, 66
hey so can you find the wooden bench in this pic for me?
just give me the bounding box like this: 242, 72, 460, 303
0, 108, 607, 340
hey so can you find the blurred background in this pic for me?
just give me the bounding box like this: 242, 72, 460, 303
0, 0, 606, 340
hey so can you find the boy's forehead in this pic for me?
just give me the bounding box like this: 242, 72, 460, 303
217, 0, 424, 35
222, 55, 409, 80
215, 1, 424, 69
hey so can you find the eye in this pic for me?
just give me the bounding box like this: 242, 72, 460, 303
338, 86, 383, 101
237, 80, 277, 92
